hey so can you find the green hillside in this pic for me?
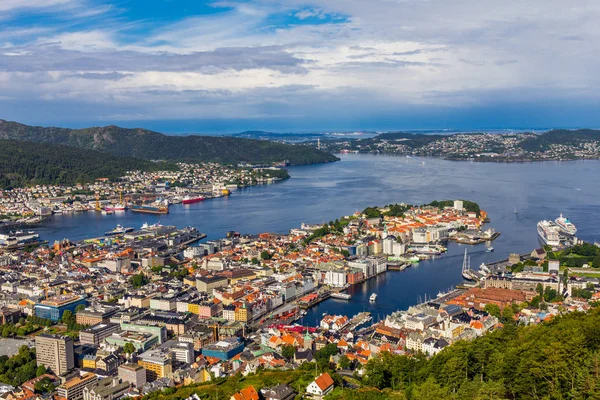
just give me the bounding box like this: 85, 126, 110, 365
520, 129, 600, 152
0, 139, 175, 189
145, 307, 600, 400
0, 120, 339, 165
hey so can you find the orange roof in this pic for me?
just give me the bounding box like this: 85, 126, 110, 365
470, 321, 484, 330
314, 372, 335, 391
231, 386, 259, 400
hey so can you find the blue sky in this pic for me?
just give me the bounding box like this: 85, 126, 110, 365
1, 0, 599, 133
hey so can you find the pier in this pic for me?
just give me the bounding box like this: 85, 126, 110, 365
345, 312, 372, 331
451, 231, 501, 244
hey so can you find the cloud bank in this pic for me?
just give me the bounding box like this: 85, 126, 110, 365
1, 0, 599, 131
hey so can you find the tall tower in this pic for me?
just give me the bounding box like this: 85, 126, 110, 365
35, 334, 74, 375
317, 138, 321, 150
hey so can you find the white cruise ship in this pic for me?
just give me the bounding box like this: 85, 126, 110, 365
555, 213, 577, 236
537, 220, 561, 247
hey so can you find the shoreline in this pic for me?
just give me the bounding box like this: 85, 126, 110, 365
335, 151, 600, 163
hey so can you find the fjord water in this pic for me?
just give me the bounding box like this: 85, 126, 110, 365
36, 154, 600, 322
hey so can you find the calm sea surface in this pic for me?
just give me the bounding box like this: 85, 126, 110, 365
24, 154, 600, 323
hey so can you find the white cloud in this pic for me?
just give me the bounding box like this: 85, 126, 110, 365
0, 0, 75, 12
1, 0, 600, 127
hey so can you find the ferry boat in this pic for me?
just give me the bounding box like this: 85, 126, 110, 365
182, 195, 205, 205
537, 220, 561, 247
369, 293, 377, 302
105, 225, 134, 236
130, 205, 169, 215
555, 213, 577, 236
331, 292, 351, 300
141, 222, 163, 230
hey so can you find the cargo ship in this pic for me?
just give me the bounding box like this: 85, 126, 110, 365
130, 205, 169, 214
537, 220, 561, 247
182, 195, 205, 205
105, 203, 127, 211
555, 213, 577, 236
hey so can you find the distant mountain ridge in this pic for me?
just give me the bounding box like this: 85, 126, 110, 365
0, 120, 339, 165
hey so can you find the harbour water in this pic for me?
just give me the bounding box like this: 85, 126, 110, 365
22, 154, 600, 323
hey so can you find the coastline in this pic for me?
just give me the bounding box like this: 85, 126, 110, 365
335, 151, 599, 163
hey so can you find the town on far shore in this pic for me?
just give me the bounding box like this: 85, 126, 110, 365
0, 198, 599, 399
0, 162, 289, 228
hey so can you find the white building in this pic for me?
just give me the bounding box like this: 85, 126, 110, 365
306, 373, 334, 397
324, 270, 347, 287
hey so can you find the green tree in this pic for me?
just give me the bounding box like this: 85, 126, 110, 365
129, 273, 149, 288
593, 254, 600, 268
411, 377, 450, 400
34, 377, 55, 394
75, 304, 86, 313
151, 266, 163, 274
484, 303, 501, 318
260, 251, 272, 260
536, 283, 544, 297
338, 355, 351, 370
281, 344, 295, 360
36, 365, 47, 377
123, 342, 136, 357
61, 310, 74, 324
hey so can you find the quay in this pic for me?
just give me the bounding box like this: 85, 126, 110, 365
387, 262, 410, 271
451, 231, 501, 244
345, 312, 372, 331
177, 232, 208, 248
298, 291, 331, 309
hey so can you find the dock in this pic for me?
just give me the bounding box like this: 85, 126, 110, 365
345, 312, 372, 331
452, 231, 501, 244
298, 291, 331, 309
387, 262, 410, 271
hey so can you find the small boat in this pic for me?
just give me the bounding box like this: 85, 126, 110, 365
101, 210, 114, 215
486, 246, 494, 252
369, 293, 377, 302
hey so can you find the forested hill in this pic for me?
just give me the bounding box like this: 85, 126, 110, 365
0, 120, 339, 165
0, 139, 176, 189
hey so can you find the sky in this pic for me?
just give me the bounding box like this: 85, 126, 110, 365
1, 0, 599, 133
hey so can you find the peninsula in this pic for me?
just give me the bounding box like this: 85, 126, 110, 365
322, 129, 600, 162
